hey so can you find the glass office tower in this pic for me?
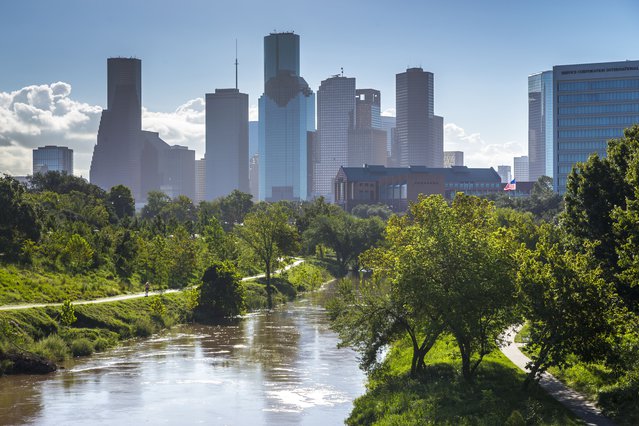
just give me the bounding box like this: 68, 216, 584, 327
258, 33, 315, 202
528, 71, 553, 182
33, 145, 73, 175
554, 60, 639, 193
314, 75, 356, 200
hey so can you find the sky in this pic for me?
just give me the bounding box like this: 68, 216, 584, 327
1, 0, 638, 178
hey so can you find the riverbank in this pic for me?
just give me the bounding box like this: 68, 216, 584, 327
347, 336, 579, 425
0, 260, 331, 375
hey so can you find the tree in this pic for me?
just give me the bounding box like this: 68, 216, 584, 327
562, 124, 639, 308
141, 191, 171, 220
516, 224, 616, 387
351, 203, 393, 221
235, 203, 298, 309
62, 233, 94, 273
219, 190, 253, 228
28, 171, 105, 199
304, 210, 384, 276
337, 194, 519, 381
196, 261, 245, 319
329, 275, 444, 376
0, 175, 40, 260
106, 184, 135, 221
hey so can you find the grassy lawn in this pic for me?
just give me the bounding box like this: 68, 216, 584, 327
347, 336, 580, 425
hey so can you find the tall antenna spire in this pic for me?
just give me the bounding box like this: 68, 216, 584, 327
235, 39, 238, 90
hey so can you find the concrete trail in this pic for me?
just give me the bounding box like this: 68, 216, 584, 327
0, 258, 305, 312
500, 326, 616, 426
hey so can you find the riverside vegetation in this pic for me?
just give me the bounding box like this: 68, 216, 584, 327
326, 125, 639, 425
3, 126, 639, 424
0, 175, 380, 374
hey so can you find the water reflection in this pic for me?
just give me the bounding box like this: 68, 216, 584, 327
0, 296, 365, 425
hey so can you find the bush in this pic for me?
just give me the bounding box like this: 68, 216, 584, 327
196, 262, 245, 319
93, 337, 110, 352
598, 373, 639, 425
30, 334, 70, 361
133, 317, 154, 337
70, 338, 94, 357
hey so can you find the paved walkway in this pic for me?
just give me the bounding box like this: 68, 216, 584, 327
0, 258, 305, 312
500, 326, 616, 426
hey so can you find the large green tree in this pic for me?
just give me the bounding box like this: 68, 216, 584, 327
333, 194, 519, 381
562, 124, 639, 308
235, 203, 298, 309
516, 224, 616, 387
106, 184, 135, 221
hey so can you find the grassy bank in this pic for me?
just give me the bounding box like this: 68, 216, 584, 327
0, 259, 333, 375
0, 291, 192, 374
348, 336, 578, 425
0, 264, 142, 305
515, 324, 638, 425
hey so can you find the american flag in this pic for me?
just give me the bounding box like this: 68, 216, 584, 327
504, 179, 516, 191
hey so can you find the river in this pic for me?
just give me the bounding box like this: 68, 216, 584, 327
0, 295, 366, 425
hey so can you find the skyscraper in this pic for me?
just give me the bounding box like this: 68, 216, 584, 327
553, 60, 639, 193
528, 71, 553, 182
205, 88, 249, 200
90, 58, 144, 200
90, 58, 195, 203
314, 75, 356, 199
497, 165, 512, 183
258, 32, 315, 201
33, 145, 73, 175
348, 89, 387, 168
513, 155, 529, 182
194, 158, 206, 204
443, 151, 463, 168
396, 67, 444, 168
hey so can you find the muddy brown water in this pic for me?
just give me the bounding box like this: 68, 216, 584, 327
0, 296, 365, 425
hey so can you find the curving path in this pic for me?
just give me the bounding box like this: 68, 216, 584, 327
0, 258, 305, 312
501, 326, 616, 426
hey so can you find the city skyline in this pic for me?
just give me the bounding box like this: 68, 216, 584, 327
1, 0, 638, 179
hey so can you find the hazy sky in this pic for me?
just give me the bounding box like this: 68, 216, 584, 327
1, 0, 638, 177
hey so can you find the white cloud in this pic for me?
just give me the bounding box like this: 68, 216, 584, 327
142, 97, 205, 159
0, 82, 209, 177
249, 105, 259, 121
444, 122, 525, 169
381, 108, 396, 117
0, 82, 102, 176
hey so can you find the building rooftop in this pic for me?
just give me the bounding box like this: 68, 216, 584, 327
339, 165, 500, 182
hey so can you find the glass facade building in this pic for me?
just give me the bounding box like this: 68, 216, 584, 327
33, 145, 73, 175
348, 89, 387, 171
554, 60, 639, 193
528, 71, 553, 182
314, 76, 356, 200
259, 33, 315, 202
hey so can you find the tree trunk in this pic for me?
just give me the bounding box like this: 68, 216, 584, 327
266, 263, 273, 310
523, 345, 549, 389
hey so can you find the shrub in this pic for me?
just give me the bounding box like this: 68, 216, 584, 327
70, 338, 94, 357
133, 317, 154, 337
31, 334, 70, 361
93, 337, 110, 352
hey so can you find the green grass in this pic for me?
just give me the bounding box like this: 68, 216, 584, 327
0, 292, 191, 373
0, 264, 142, 305
347, 336, 580, 425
